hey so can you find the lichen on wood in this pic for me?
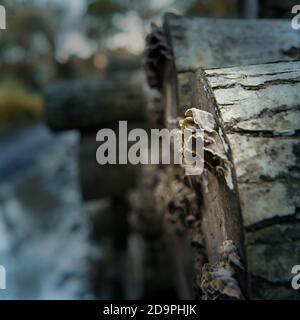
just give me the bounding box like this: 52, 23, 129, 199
179, 108, 234, 189
148, 14, 300, 300
194, 60, 300, 299
200, 240, 244, 300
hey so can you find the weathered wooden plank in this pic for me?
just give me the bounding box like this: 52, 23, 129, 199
200, 61, 300, 228
193, 60, 300, 299
228, 135, 299, 182
164, 14, 300, 72
205, 61, 300, 133
148, 15, 300, 299
153, 15, 300, 129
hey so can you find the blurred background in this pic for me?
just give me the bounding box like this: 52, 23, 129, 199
0, 0, 297, 300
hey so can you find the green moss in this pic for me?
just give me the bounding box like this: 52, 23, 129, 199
0, 81, 44, 129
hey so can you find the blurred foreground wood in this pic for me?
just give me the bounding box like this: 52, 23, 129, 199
45, 72, 146, 131
44, 60, 178, 299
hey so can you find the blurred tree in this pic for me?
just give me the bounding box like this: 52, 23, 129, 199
84, 0, 184, 52
0, 80, 43, 129
184, 0, 240, 17
87, 0, 127, 15
0, 0, 60, 86
8, 9, 55, 52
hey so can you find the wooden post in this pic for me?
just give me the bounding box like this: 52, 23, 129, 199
147, 14, 300, 299
194, 61, 300, 299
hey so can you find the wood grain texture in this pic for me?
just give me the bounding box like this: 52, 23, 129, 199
200, 61, 300, 228
164, 13, 300, 72
195, 60, 300, 299
163, 15, 300, 128
154, 15, 300, 299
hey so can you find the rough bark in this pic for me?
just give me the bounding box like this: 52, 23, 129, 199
163, 13, 300, 73
151, 14, 300, 299
127, 166, 188, 299
194, 61, 300, 299
160, 13, 300, 125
